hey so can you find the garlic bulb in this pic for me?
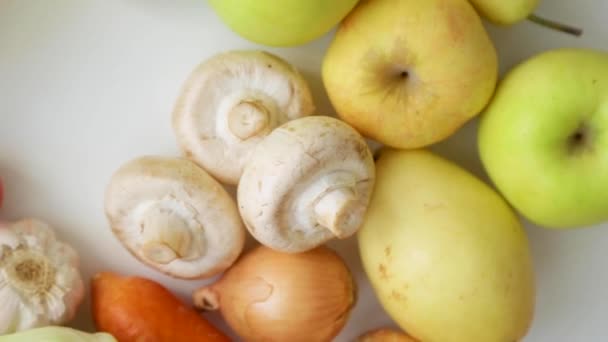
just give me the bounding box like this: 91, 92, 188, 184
0, 219, 84, 334
172, 50, 315, 185
0, 326, 117, 342
237, 116, 375, 253
104, 156, 246, 279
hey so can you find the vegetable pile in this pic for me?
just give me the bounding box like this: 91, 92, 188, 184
2, 0, 605, 341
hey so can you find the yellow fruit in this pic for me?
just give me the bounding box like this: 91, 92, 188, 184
322, 0, 497, 149
469, 0, 540, 25
208, 0, 358, 47
358, 149, 535, 342
357, 328, 418, 341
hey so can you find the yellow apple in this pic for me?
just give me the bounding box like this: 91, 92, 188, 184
358, 149, 535, 342
322, 0, 497, 149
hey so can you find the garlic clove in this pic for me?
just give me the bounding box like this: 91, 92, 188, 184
0, 284, 20, 333
104, 156, 246, 279
172, 50, 315, 185
10, 219, 56, 252
53, 261, 85, 323
0, 229, 19, 253
237, 116, 376, 253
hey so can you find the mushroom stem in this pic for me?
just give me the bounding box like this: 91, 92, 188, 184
140, 206, 203, 264
228, 100, 270, 140
314, 187, 359, 238
192, 286, 220, 311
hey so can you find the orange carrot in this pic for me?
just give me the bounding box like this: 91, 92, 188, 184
91, 271, 231, 342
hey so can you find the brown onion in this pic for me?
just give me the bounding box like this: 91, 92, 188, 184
193, 245, 355, 342
357, 328, 418, 342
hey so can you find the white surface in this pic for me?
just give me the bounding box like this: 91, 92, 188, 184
0, 1, 607, 341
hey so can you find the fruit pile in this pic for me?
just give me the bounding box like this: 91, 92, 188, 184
1, 0, 606, 341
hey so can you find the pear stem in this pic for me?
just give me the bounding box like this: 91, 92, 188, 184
527, 14, 582, 37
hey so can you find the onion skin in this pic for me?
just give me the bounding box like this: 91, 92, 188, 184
92, 272, 230, 342
357, 328, 419, 342
193, 245, 355, 342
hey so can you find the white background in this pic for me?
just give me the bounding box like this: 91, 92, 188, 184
1, 1, 607, 341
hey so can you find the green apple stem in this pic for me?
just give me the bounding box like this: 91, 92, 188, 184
527, 14, 583, 37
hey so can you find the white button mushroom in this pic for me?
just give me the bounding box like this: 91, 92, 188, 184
237, 116, 376, 253
104, 156, 246, 279
172, 50, 315, 185
0, 219, 84, 334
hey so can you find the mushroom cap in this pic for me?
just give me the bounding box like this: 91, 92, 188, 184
237, 116, 375, 253
172, 50, 315, 185
104, 156, 245, 279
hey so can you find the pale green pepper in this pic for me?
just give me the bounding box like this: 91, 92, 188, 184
0, 326, 116, 342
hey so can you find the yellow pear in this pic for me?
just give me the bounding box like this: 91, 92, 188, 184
358, 149, 535, 342
468, 0, 582, 36
469, 0, 539, 25
322, 0, 497, 149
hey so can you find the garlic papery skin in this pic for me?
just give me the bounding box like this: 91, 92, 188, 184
172, 50, 315, 185
237, 116, 376, 253
104, 156, 246, 279
0, 219, 84, 335
0, 326, 117, 342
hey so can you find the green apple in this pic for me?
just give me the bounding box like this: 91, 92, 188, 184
207, 0, 359, 47
478, 48, 608, 229
322, 0, 498, 149
359, 148, 535, 342
468, 0, 539, 25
